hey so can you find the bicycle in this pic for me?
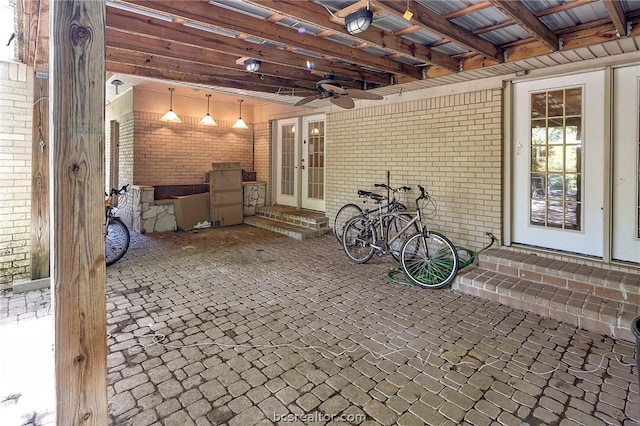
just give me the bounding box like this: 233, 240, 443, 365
342, 185, 459, 289
333, 183, 410, 244
105, 184, 130, 266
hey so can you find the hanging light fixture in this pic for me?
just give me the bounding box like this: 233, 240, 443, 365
199, 94, 217, 126
344, 7, 373, 35
160, 88, 181, 123
232, 99, 249, 129
244, 59, 261, 73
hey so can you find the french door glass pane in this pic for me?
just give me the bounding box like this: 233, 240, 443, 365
529, 88, 583, 230
307, 120, 324, 200
281, 124, 295, 196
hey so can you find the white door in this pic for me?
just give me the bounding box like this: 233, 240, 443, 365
276, 118, 298, 207
612, 65, 640, 263
513, 71, 604, 256
301, 115, 325, 211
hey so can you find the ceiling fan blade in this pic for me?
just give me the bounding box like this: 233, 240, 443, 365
347, 89, 383, 100
320, 83, 347, 95
331, 95, 355, 109
295, 95, 321, 106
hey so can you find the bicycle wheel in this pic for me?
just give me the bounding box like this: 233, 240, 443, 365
106, 217, 130, 266
386, 213, 419, 262
334, 203, 363, 243
400, 231, 459, 289
342, 216, 377, 264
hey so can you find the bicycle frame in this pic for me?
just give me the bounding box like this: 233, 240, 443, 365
349, 184, 430, 255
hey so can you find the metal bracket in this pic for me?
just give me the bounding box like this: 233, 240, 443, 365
458, 59, 464, 72
558, 37, 564, 51
503, 50, 508, 63
627, 21, 632, 37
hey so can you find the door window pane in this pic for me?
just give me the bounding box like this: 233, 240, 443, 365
307, 120, 324, 200
281, 124, 295, 196
529, 88, 583, 230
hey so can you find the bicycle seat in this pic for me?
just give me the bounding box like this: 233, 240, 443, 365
357, 190, 374, 197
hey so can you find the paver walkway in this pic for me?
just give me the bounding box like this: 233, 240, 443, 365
1, 225, 639, 425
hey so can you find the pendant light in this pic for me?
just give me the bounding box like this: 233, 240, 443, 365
160, 88, 181, 123
199, 94, 217, 126
232, 99, 249, 129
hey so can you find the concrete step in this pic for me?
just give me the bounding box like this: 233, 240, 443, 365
478, 248, 640, 306
244, 216, 330, 240
255, 205, 327, 230
454, 266, 639, 342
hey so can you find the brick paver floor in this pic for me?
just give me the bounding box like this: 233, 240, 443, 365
1, 225, 639, 425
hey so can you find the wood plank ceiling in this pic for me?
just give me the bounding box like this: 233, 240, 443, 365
16, 0, 640, 103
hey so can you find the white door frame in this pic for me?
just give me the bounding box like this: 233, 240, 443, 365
612, 65, 640, 263
512, 70, 605, 257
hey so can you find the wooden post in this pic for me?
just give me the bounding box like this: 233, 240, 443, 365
51, 0, 108, 424
30, 73, 50, 280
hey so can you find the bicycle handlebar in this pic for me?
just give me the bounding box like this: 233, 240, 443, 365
417, 185, 429, 201
374, 183, 411, 192
106, 184, 130, 197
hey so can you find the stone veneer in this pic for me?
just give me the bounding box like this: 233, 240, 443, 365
130, 185, 177, 234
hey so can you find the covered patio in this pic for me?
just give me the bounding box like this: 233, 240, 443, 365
2, 226, 638, 425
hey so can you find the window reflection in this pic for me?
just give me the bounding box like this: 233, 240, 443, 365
529, 88, 583, 230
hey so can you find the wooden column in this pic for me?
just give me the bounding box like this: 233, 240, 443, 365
51, 0, 108, 424
30, 73, 50, 280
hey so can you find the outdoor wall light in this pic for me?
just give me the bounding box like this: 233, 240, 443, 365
199, 94, 217, 126
345, 8, 373, 35
244, 59, 261, 73
159, 87, 181, 123
232, 99, 249, 129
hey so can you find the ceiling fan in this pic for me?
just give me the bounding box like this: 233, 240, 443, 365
295, 75, 383, 109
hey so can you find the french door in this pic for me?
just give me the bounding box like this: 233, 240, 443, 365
301, 115, 325, 211
276, 118, 297, 207
612, 65, 640, 263
512, 71, 605, 256
275, 115, 326, 211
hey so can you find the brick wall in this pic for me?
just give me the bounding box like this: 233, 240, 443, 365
253, 121, 272, 205
0, 62, 33, 288
327, 88, 503, 252
133, 112, 254, 186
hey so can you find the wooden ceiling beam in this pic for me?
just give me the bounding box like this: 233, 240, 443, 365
535, 0, 597, 17
105, 6, 390, 86
376, 0, 503, 61
444, 1, 493, 19
472, 0, 597, 35
242, 0, 459, 71
106, 62, 308, 95
603, 0, 628, 37
106, 48, 318, 91
118, 0, 422, 79
107, 28, 323, 84
503, 15, 640, 61
488, 0, 559, 52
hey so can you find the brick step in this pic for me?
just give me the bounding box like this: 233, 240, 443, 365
244, 216, 330, 241
454, 266, 640, 342
478, 248, 640, 306
255, 205, 327, 230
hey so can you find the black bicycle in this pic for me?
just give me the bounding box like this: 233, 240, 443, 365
333, 183, 410, 244
105, 185, 130, 266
